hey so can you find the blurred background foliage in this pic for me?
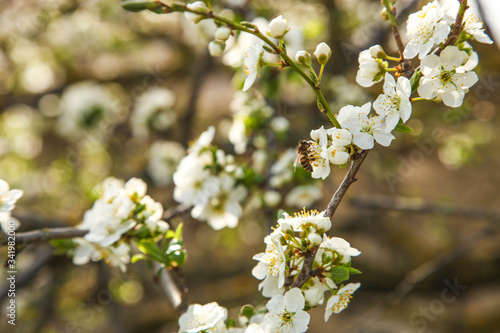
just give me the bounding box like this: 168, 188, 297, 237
0, 0, 499, 332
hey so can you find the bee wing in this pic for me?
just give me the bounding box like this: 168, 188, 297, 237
293, 153, 301, 171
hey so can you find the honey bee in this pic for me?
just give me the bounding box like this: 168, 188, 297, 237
294, 140, 315, 173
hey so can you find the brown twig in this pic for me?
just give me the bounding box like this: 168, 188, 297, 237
0, 227, 88, 247
351, 195, 500, 221
289, 245, 319, 289
324, 150, 369, 220
382, 0, 414, 79
0, 204, 193, 247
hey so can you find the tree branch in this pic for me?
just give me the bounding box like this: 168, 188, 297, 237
324, 150, 369, 220
0, 227, 88, 247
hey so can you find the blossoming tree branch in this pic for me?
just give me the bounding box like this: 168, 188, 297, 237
1, 0, 493, 332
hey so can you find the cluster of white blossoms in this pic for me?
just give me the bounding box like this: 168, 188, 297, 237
73, 177, 169, 271
147, 140, 186, 187
0, 179, 23, 232
298, 126, 353, 180
404, 0, 492, 60
131, 87, 177, 138
251, 209, 361, 326
173, 127, 248, 230
228, 91, 288, 155
172, 209, 361, 331
57, 81, 125, 141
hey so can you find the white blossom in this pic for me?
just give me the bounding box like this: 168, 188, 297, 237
252, 236, 288, 291
373, 73, 412, 131
178, 302, 228, 333
0, 179, 23, 232
356, 45, 387, 87
443, 0, 493, 44
191, 174, 247, 230
320, 236, 361, 264
324, 283, 361, 321
337, 103, 395, 149
242, 44, 263, 91
418, 45, 478, 108
278, 209, 331, 233
264, 288, 310, 333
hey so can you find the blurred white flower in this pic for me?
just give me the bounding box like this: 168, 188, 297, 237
147, 141, 186, 187
57, 81, 124, 141
131, 87, 176, 138
209, 40, 226, 56
178, 302, 227, 333
184, 1, 209, 24
0, 179, 23, 232
285, 185, 322, 208
320, 236, 361, 264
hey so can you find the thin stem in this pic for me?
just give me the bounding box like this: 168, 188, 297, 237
410, 97, 426, 102
381, 0, 414, 79
164, 2, 342, 128
384, 55, 401, 62
318, 64, 325, 82
386, 68, 398, 72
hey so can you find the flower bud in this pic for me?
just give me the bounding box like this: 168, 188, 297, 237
215, 26, 231, 41
280, 221, 293, 233
184, 1, 209, 24
268, 15, 289, 38
208, 40, 225, 57
315, 217, 331, 232
368, 45, 386, 59
314, 42, 332, 65
295, 50, 311, 67
308, 233, 323, 246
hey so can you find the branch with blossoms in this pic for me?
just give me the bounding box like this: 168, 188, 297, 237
1, 0, 494, 332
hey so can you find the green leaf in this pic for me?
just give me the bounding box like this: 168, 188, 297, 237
410, 70, 422, 93
348, 267, 362, 275
137, 240, 169, 264
174, 223, 184, 241
131, 254, 148, 263
329, 266, 350, 284
394, 123, 414, 133
121, 0, 165, 13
